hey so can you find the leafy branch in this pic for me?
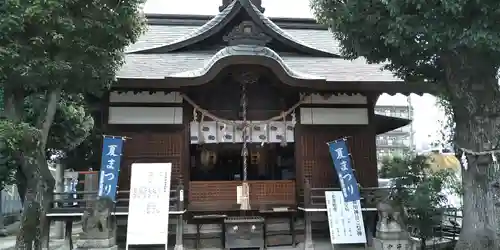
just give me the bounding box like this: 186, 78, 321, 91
0, 120, 40, 189
381, 154, 458, 249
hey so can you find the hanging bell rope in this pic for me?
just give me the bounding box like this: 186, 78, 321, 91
240, 81, 251, 210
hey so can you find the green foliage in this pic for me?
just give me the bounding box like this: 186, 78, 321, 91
46, 94, 94, 152
0, 0, 146, 190
0, 121, 40, 189
381, 154, 458, 244
379, 155, 407, 178
1, 0, 145, 247
0, 92, 95, 188
310, 0, 500, 85
55, 94, 102, 170
0, 0, 146, 93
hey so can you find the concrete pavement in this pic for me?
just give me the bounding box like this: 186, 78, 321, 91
0, 222, 82, 250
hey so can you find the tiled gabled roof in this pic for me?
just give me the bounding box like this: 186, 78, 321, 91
118, 1, 404, 83
125, 24, 343, 55
130, 0, 337, 57
118, 50, 399, 82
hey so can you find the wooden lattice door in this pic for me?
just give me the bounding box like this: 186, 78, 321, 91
297, 128, 339, 189
118, 130, 185, 190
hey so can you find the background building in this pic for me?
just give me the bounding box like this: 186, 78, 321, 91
375, 94, 414, 162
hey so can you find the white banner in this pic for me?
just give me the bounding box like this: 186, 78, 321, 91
325, 191, 367, 245
126, 163, 172, 249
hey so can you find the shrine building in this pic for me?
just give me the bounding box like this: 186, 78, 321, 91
105, 0, 419, 216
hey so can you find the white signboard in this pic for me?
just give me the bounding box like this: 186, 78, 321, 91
126, 163, 172, 250
325, 191, 367, 245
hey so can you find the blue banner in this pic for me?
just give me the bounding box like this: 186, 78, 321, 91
98, 136, 124, 201
328, 139, 361, 202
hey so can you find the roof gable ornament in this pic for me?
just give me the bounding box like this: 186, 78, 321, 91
223, 21, 271, 46
220, 0, 265, 13
131, 0, 339, 57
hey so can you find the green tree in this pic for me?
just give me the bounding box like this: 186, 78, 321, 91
52, 93, 103, 171
382, 154, 457, 250
379, 155, 407, 178
311, 1, 500, 249
0, 0, 145, 248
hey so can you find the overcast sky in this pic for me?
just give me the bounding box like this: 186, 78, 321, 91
141, 0, 446, 150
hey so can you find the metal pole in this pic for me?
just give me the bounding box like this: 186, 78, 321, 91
54, 163, 64, 238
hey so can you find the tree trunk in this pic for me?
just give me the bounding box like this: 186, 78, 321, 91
15, 164, 42, 250
444, 62, 500, 250
14, 154, 55, 250
438, 51, 500, 250
16, 166, 27, 204
15, 89, 60, 250
453, 114, 500, 250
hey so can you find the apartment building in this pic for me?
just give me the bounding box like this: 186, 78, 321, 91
375, 94, 414, 161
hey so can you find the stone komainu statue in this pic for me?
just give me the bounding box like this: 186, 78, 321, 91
376, 200, 406, 233
81, 197, 114, 239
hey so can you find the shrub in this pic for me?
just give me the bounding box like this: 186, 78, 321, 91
381, 153, 459, 250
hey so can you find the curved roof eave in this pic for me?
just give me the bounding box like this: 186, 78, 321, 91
130, 0, 340, 57
374, 114, 412, 135
163, 45, 326, 87
129, 0, 241, 54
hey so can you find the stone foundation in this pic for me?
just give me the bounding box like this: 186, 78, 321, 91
75, 237, 117, 250
115, 217, 304, 249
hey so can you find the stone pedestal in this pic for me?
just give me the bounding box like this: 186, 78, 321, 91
373, 221, 414, 250
373, 237, 414, 250
76, 198, 118, 250
75, 237, 118, 250
374, 202, 415, 250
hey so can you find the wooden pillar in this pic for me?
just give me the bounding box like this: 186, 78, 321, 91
174, 184, 185, 250
64, 220, 73, 250
41, 216, 50, 249
84, 172, 98, 208
303, 180, 314, 250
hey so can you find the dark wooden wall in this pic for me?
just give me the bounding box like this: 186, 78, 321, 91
102, 127, 186, 191
294, 93, 378, 191
184, 72, 299, 121
295, 125, 378, 191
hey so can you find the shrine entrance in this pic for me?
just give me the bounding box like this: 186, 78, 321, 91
190, 143, 295, 182
184, 66, 300, 211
